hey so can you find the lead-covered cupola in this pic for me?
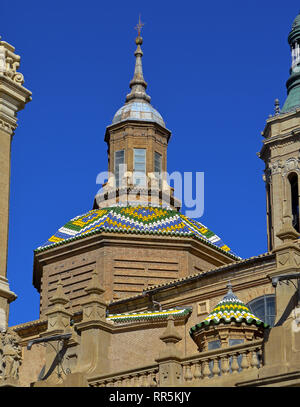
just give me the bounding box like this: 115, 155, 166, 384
112, 30, 165, 128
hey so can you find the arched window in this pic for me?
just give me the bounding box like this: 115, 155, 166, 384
247, 294, 276, 327
288, 172, 300, 232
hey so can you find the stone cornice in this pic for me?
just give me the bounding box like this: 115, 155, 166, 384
0, 118, 16, 135
33, 233, 237, 292
0, 73, 32, 106
109, 131, 168, 147
262, 108, 300, 134
104, 119, 171, 143
259, 128, 300, 160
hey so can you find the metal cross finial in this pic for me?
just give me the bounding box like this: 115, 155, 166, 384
135, 14, 144, 36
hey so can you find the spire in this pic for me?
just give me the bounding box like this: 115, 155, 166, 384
125, 16, 151, 104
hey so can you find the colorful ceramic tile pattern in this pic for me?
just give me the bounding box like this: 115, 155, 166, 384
35, 206, 239, 258
189, 286, 269, 337
107, 308, 191, 324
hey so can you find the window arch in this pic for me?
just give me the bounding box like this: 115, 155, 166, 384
288, 172, 300, 232
247, 294, 276, 327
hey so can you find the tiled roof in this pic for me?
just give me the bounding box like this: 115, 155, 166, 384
189, 284, 269, 336
35, 206, 239, 258
107, 307, 192, 324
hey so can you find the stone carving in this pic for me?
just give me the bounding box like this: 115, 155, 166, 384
278, 253, 289, 266
263, 168, 272, 184
0, 330, 22, 382
281, 157, 300, 176
269, 160, 283, 175
0, 119, 16, 134
294, 253, 300, 267
0, 43, 24, 85
268, 157, 300, 178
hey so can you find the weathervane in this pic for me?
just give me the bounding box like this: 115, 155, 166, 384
135, 14, 144, 37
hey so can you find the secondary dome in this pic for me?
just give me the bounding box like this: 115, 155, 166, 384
35, 206, 239, 259
190, 284, 269, 332
189, 283, 269, 353
112, 101, 165, 127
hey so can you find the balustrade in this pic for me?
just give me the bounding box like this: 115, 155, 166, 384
181, 340, 263, 384
89, 340, 262, 387
91, 366, 159, 387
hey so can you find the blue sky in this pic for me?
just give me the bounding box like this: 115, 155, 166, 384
2, 0, 299, 326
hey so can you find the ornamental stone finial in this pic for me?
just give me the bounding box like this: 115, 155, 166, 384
275, 98, 280, 115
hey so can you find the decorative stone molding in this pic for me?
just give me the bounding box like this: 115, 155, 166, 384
46, 278, 72, 333
156, 315, 183, 386
267, 157, 300, 179
0, 42, 24, 85
281, 157, 300, 176
269, 160, 283, 175
263, 168, 272, 184
0, 118, 16, 134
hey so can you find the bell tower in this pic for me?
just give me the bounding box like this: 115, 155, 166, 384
0, 38, 31, 330
94, 18, 181, 211
259, 13, 300, 251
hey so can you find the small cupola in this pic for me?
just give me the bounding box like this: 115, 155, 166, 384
189, 282, 269, 352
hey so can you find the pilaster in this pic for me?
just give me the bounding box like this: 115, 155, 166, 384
0, 39, 31, 331
155, 315, 183, 386
262, 224, 300, 379
74, 270, 111, 377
